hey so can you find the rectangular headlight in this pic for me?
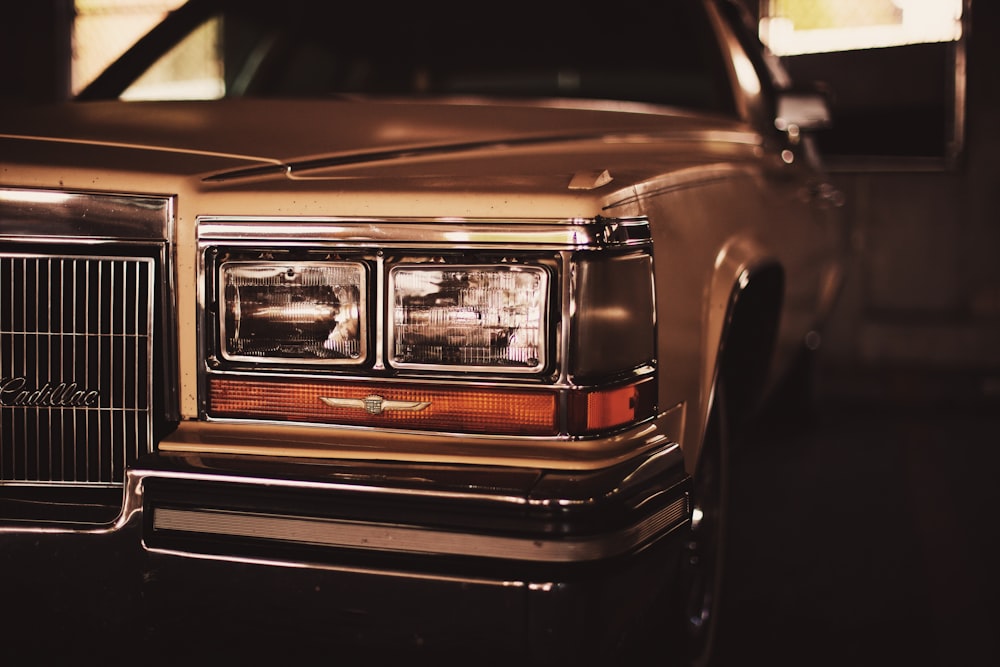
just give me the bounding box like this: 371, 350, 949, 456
389, 265, 547, 372
220, 261, 365, 364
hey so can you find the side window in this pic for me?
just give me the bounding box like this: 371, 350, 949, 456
121, 16, 224, 100
757, 0, 967, 166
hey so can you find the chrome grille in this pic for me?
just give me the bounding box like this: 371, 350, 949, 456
0, 253, 155, 486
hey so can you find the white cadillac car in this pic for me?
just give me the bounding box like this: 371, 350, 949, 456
0, 0, 846, 663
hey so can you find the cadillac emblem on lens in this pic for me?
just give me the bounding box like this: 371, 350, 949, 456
0, 376, 100, 408
319, 394, 430, 415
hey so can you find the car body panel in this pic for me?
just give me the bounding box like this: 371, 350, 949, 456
0, 0, 847, 661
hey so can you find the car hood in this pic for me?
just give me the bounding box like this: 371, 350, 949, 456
0, 98, 757, 180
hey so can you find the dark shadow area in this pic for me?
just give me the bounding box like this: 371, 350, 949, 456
715, 366, 1000, 666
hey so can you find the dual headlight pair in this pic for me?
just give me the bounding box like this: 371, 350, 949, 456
219, 261, 546, 373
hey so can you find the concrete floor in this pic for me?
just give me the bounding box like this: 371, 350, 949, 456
714, 367, 1000, 666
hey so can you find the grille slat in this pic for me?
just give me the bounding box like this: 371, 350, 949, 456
0, 253, 155, 486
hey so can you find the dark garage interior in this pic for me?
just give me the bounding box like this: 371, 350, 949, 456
1, 1, 998, 665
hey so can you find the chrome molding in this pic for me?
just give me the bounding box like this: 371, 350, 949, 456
1, 440, 689, 581
0, 188, 172, 240
145, 548, 534, 587
151, 495, 688, 563
138, 437, 687, 565
197, 216, 650, 249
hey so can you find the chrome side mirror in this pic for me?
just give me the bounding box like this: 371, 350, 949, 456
775, 89, 832, 138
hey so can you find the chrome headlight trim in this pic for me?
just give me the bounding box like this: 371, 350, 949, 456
196, 216, 653, 432
0, 187, 172, 241
218, 259, 368, 365
196, 216, 651, 249
387, 263, 549, 374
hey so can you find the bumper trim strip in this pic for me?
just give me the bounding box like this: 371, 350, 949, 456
152, 495, 688, 563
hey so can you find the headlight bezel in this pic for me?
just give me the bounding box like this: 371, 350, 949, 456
218, 258, 368, 365
387, 261, 551, 374
204, 245, 560, 379
196, 216, 657, 442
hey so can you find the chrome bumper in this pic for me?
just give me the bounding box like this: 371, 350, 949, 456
1, 440, 690, 662
2, 437, 689, 571
136, 440, 689, 573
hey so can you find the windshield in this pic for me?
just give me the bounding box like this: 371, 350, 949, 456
84, 0, 736, 116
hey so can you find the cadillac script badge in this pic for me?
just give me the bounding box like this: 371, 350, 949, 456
0, 376, 100, 408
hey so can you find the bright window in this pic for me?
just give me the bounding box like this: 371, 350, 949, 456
121, 16, 224, 100
73, 0, 186, 94
759, 0, 964, 55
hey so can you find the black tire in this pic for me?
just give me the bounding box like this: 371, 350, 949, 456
680, 384, 730, 667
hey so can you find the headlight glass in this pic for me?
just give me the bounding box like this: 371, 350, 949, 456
389, 265, 547, 372
220, 261, 365, 364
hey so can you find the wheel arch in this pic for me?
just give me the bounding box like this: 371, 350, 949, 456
688, 243, 785, 475
715, 262, 785, 427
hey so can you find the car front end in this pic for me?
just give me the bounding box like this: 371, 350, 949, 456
1, 0, 848, 662
0, 99, 706, 663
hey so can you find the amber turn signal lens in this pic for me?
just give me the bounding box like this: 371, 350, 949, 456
567, 377, 656, 434
208, 377, 558, 436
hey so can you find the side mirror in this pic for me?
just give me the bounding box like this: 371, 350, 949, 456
775, 89, 832, 135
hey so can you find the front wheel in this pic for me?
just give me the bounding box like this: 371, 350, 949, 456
680, 386, 730, 666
